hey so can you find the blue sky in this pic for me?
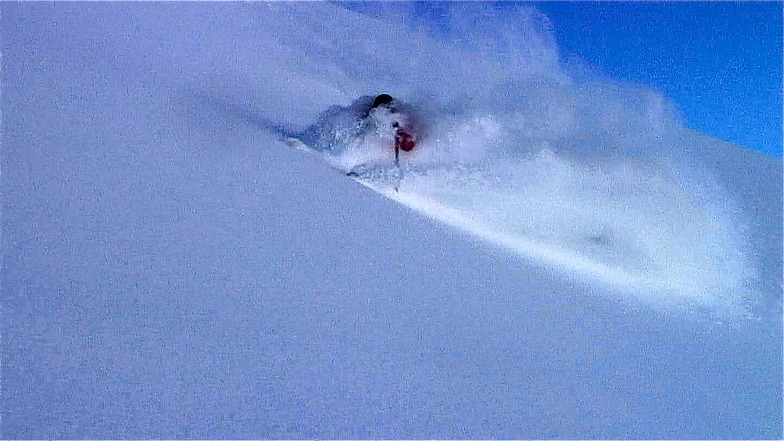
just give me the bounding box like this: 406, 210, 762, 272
534, 1, 782, 157
350, 1, 782, 156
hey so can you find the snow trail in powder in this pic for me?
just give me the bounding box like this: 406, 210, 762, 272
294, 103, 760, 317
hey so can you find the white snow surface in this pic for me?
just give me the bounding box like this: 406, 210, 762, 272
2, 2, 781, 439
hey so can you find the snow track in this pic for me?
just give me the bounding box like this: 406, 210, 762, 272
291, 118, 767, 316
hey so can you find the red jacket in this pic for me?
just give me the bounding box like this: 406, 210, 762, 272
395, 129, 416, 152
391, 106, 421, 152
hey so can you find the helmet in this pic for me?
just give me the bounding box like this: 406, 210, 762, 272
372, 93, 394, 108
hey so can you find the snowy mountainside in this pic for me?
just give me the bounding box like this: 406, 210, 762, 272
2, 2, 781, 439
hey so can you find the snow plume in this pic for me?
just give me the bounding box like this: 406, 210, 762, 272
204, 3, 777, 317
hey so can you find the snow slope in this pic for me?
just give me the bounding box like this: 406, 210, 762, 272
2, 2, 781, 439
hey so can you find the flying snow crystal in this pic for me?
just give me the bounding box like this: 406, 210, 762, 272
244, 3, 777, 316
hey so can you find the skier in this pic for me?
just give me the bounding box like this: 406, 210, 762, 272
294, 93, 421, 169
368, 93, 420, 166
